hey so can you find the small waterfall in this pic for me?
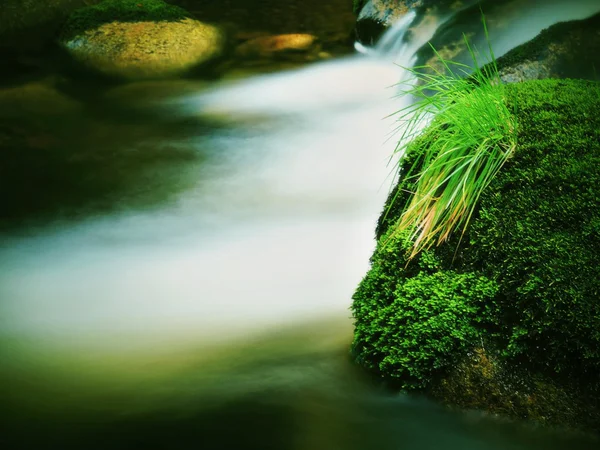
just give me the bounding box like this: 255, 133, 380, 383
354, 9, 442, 70
373, 11, 417, 58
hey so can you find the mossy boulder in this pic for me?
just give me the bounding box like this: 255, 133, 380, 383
59, 0, 224, 80
351, 79, 600, 431
494, 12, 600, 83
416, 8, 600, 82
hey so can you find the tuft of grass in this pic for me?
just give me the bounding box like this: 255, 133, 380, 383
60, 0, 192, 41
387, 16, 517, 258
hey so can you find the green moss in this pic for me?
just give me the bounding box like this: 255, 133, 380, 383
60, 0, 192, 41
352, 228, 498, 389
352, 79, 600, 428
466, 79, 600, 377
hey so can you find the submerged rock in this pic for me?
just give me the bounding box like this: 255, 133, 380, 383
356, 0, 423, 26
59, 0, 224, 79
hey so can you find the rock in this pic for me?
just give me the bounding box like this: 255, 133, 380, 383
495, 12, 600, 83
354, 0, 477, 45
235, 34, 319, 58
59, 0, 224, 80
357, 0, 416, 27
415, 6, 600, 81
430, 347, 600, 432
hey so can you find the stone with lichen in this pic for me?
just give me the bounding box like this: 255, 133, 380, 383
59, 0, 224, 80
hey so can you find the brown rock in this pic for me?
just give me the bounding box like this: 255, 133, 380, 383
430, 347, 600, 433
235, 34, 318, 58
61, 18, 224, 79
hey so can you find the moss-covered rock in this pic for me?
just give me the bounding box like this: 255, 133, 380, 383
59, 0, 224, 80
351, 79, 600, 431
494, 12, 600, 83
352, 230, 498, 389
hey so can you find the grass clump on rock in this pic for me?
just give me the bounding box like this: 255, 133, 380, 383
60, 0, 192, 41
352, 78, 600, 429
388, 33, 516, 257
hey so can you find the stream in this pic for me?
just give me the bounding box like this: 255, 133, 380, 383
1, 1, 600, 448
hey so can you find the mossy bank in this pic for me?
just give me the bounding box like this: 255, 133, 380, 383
351, 79, 600, 432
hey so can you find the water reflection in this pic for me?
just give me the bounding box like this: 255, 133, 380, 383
1, 324, 597, 449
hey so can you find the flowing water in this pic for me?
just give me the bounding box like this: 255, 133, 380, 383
1, 1, 600, 448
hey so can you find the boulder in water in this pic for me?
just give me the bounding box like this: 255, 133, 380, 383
351, 78, 600, 432
356, 0, 416, 26
59, 0, 224, 80
415, 5, 600, 80
235, 34, 319, 59
495, 12, 600, 83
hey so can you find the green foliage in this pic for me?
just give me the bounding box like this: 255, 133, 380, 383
352, 229, 498, 389
389, 20, 517, 258
60, 0, 191, 41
